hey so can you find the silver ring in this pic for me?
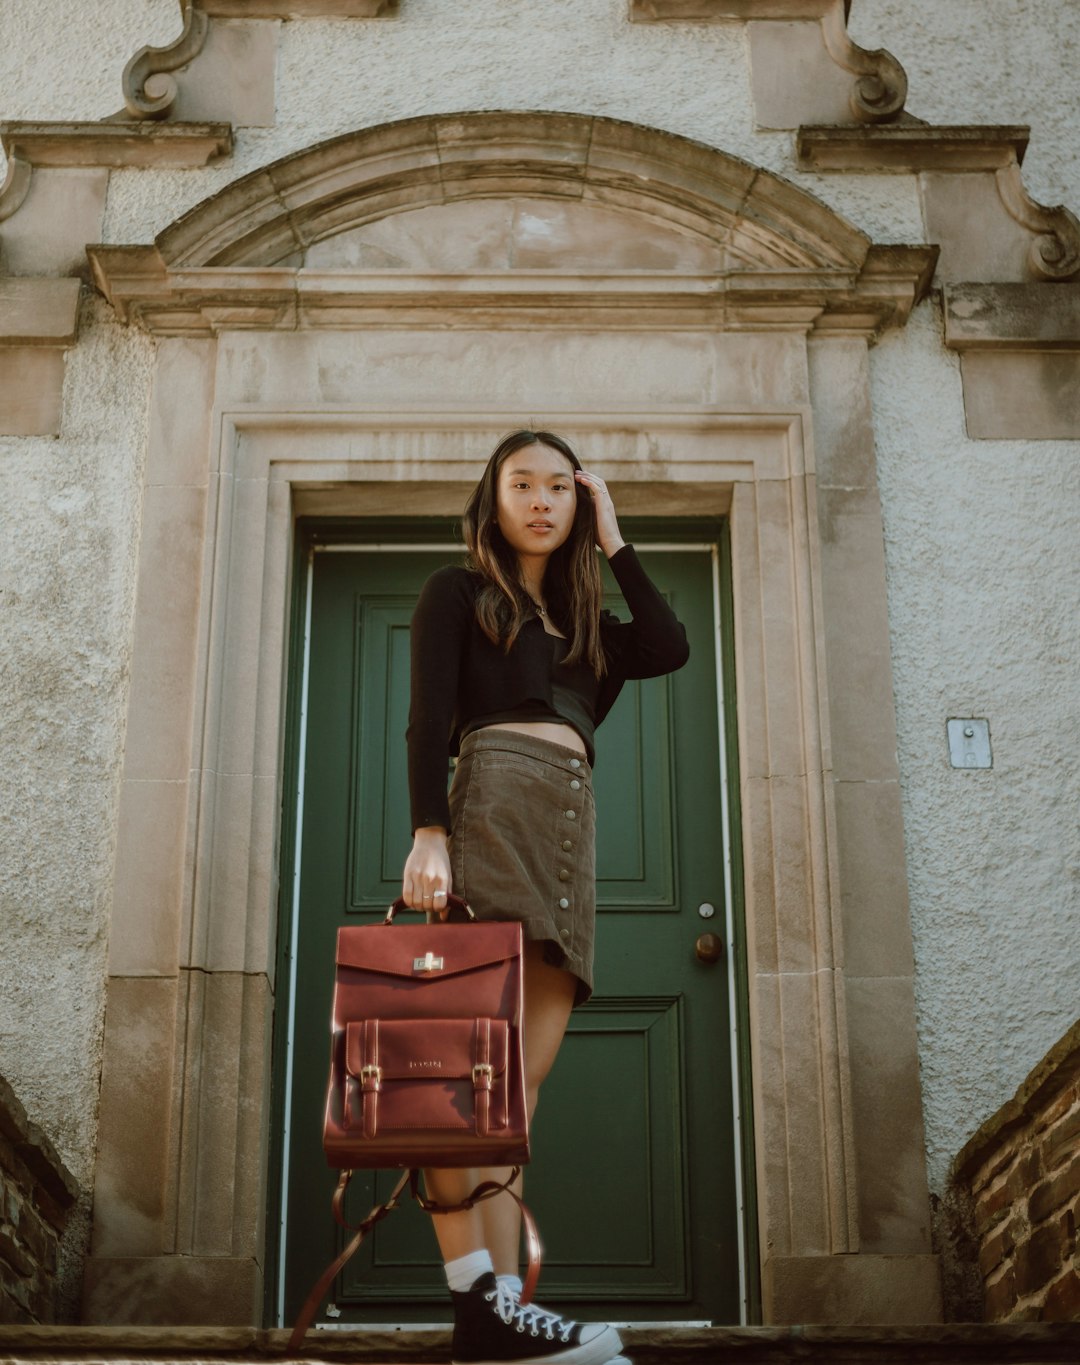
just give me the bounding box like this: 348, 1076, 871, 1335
433, 889, 447, 898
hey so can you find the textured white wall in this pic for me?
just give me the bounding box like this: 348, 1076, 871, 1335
870, 302, 1080, 1189
0, 296, 154, 1313
0, 0, 1077, 1275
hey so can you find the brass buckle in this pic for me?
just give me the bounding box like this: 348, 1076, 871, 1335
413, 952, 444, 972
359, 1063, 382, 1090
472, 1063, 495, 1088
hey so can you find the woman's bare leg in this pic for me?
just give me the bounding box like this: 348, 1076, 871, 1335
424, 941, 577, 1269
479, 942, 578, 1274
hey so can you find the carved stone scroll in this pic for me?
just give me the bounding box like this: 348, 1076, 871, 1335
0, 152, 32, 224
995, 162, 1080, 283
121, 2, 210, 121
819, 2, 907, 124
633, 0, 908, 127
795, 124, 1080, 285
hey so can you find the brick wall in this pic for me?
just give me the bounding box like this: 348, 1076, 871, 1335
951, 1020, 1080, 1321
0, 1074, 78, 1324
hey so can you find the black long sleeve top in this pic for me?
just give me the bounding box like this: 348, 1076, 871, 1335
407, 544, 690, 833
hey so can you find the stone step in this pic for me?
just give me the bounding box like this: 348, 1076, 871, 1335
2, 1324, 1080, 1364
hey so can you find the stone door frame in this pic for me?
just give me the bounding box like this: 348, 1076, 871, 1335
85, 111, 941, 1326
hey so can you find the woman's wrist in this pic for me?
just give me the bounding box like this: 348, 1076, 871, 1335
413, 825, 448, 843
600, 535, 626, 559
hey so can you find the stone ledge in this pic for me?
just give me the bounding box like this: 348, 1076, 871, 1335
943, 284, 1080, 350
952, 1019, 1080, 1183
87, 238, 935, 339
797, 125, 1031, 174
0, 279, 81, 346
195, 0, 397, 12
0, 121, 234, 169
941, 287, 1080, 436
3, 1323, 1080, 1362
632, 1, 835, 18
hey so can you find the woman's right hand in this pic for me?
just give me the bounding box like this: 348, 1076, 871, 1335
402, 827, 452, 917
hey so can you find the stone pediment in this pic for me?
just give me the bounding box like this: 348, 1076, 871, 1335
88, 111, 935, 337
156, 113, 870, 271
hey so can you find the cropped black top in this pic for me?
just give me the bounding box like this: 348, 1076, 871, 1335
460, 634, 597, 750
406, 544, 690, 833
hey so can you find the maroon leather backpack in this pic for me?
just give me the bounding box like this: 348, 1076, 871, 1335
289, 897, 538, 1352
323, 897, 529, 1168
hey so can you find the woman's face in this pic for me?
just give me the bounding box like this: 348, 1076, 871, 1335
494, 443, 579, 566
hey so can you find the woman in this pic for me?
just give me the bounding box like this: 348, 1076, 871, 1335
403, 430, 689, 1365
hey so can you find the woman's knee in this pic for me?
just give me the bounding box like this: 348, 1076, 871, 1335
423, 1166, 478, 1203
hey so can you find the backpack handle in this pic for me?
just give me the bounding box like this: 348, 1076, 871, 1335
384, 894, 474, 924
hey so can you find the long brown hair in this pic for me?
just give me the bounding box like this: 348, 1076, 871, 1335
462, 430, 607, 678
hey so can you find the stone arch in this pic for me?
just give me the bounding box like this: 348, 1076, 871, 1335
156, 111, 870, 272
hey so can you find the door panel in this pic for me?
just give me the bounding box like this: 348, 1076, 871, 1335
593, 663, 675, 908
347, 600, 417, 905
278, 541, 741, 1324
529, 997, 688, 1297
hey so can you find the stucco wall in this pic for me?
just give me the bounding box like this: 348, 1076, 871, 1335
0, 0, 1077, 1302
0, 294, 154, 1315
871, 303, 1080, 1188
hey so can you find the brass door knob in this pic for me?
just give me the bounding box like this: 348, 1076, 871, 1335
695, 932, 724, 964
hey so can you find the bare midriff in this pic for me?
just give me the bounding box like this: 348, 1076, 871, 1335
479, 720, 587, 755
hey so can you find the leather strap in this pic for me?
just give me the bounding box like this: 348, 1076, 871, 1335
287, 1167, 410, 1354
409, 1167, 543, 1305
288, 1165, 542, 1353
361, 1020, 380, 1140
474, 1018, 491, 1139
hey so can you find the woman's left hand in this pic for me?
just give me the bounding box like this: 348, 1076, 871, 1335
575, 469, 626, 559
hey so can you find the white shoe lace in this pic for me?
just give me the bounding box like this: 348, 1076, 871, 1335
485, 1281, 576, 1342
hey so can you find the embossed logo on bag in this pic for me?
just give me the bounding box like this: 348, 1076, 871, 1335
408, 1060, 444, 1069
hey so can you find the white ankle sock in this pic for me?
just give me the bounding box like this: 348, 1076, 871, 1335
496, 1273, 523, 1299
445, 1248, 494, 1292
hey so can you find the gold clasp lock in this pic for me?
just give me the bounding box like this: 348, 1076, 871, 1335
413, 952, 444, 972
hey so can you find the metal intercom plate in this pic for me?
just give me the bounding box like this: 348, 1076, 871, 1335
947, 718, 992, 769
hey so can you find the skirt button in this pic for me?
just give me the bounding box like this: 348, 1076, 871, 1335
558, 869, 571, 881
561, 840, 573, 851
564, 809, 576, 820
569, 779, 581, 790
569, 758, 581, 768
558, 898, 570, 910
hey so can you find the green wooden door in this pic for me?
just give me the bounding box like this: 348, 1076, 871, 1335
272, 526, 751, 1328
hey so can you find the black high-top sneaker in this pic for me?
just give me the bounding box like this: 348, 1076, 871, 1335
499, 1284, 631, 1365
450, 1271, 624, 1365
